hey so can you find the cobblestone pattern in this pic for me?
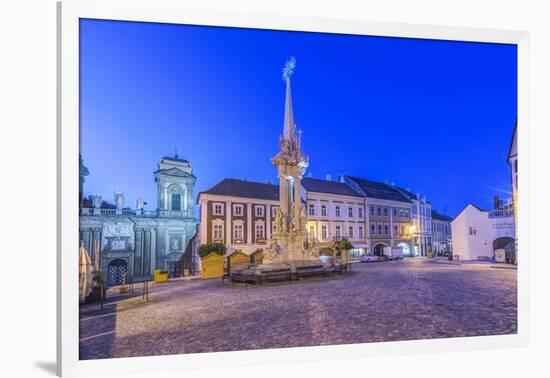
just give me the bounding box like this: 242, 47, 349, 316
79, 259, 517, 359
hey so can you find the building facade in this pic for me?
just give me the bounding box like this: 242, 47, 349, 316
79, 155, 198, 286
450, 203, 515, 261
198, 175, 432, 259
431, 210, 452, 255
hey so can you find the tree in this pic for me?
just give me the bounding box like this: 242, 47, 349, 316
332, 238, 354, 256
198, 243, 226, 258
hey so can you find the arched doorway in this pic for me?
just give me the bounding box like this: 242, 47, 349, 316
373, 244, 386, 257
106, 259, 128, 287
493, 237, 515, 263
397, 242, 411, 256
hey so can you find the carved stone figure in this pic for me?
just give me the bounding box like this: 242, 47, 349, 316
114, 191, 125, 210
135, 198, 144, 210
274, 208, 285, 233
92, 195, 102, 209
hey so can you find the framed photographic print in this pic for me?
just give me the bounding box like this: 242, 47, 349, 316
58, 0, 529, 376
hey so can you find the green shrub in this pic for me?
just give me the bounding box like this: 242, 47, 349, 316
198, 243, 226, 258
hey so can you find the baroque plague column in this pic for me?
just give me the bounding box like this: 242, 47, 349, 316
263, 57, 318, 265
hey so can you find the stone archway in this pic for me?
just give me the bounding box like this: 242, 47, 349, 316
493, 236, 515, 263
373, 243, 387, 257
106, 258, 128, 287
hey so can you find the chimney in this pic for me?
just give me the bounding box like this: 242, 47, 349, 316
326, 174, 332, 181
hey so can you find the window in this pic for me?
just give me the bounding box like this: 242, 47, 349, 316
255, 223, 265, 239
377, 207, 381, 216
348, 207, 353, 217
394, 224, 398, 235
233, 204, 243, 216
321, 205, 327, 216
213, 223, 224, 241
514, 159, 518, 173
171, 193, 181, 211
399, 209, 404, 217
255, 206, 264, 217
378, 224, 382, 234
233, 223, 244, 240
213, 203, 223, 215
404, 209, 409, 217
384, 208, 388, 216
335, 225, 341, 238
371, 223, 376, 234
384, 224, 389, 234
371, 206, 375, 215
335, 206, 341, 217
469, 226, 477, 236
359, 226, 364, 238
272, 206, 279, 217
308, 204, 315, 216
358, 208, 363, 218
322, 225, 328, 239
348, 226, 354, 238
393, 208, 397, 217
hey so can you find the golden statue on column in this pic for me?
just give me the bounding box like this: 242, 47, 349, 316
263, 57, 319, 265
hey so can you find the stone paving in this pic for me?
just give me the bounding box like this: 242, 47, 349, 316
79, 259, 517, 360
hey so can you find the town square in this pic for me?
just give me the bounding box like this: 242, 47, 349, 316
78, 18, 518, 359
80, 259, 516, 359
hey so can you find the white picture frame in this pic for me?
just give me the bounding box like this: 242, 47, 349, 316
57, 0, 530, 376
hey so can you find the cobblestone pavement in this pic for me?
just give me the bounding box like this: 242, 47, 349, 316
79, 259, 517, 359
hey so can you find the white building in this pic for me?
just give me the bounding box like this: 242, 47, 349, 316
451, 203, 515, 261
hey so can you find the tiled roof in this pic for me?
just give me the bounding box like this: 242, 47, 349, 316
345, 176, 411, 202
200, 178, 279, 201
301, 177, 363, 197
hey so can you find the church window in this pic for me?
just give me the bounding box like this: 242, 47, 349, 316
171, 193, 181, 211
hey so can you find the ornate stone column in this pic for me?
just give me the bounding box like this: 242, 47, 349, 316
134, 228, 143, 277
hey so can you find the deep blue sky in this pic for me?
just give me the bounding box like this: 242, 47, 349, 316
80, 19, 517, 217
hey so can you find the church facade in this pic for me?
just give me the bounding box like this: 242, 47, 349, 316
79, 155, 198, 287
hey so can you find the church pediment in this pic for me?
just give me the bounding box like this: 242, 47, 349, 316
155, 167, 195, 178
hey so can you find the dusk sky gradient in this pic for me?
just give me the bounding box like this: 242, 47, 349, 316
80, 19, 517, 217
